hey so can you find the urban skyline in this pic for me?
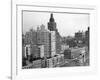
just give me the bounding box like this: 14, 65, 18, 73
22, 12, 89, 69
23, 11, 90, 36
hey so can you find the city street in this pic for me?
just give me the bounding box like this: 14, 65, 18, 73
60, 59, 80, 67
60, 47, 89, 67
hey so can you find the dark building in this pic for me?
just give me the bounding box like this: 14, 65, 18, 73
22, 34, 27, 66
75, 31, 83, 41
63, 49, 71, 59
85, 27, 89, 50
75, 31, 85, 47
48, 13, 57, 31
22, 34, 25, 58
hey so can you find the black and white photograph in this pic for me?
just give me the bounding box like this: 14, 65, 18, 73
10, 1, 97, 80
22, 11, 90, 69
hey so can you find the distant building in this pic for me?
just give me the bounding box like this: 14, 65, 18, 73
66, 38, 77, 47
75, 30, 85, 47
62, 36, 75, 48
85, 27, 89, 50
37, 24, 51, 58
75, 31, 83, 41
24, 29, 37, 45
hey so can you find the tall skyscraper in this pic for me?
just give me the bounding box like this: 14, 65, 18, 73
48, 13, 62, 55
85, 27, 89, 50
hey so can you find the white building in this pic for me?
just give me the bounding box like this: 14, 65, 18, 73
38, 45, 45, 58
25, 44, 31, 58
50, 31, 56, 57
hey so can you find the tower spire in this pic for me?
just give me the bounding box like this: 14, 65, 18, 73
48, 13, 56, 31
50, 13, 54, 22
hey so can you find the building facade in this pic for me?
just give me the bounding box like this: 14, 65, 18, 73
37, 24, 51, 58
48, 13, 62, 55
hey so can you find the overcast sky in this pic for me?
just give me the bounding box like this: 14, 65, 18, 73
23, 11, 90, 36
